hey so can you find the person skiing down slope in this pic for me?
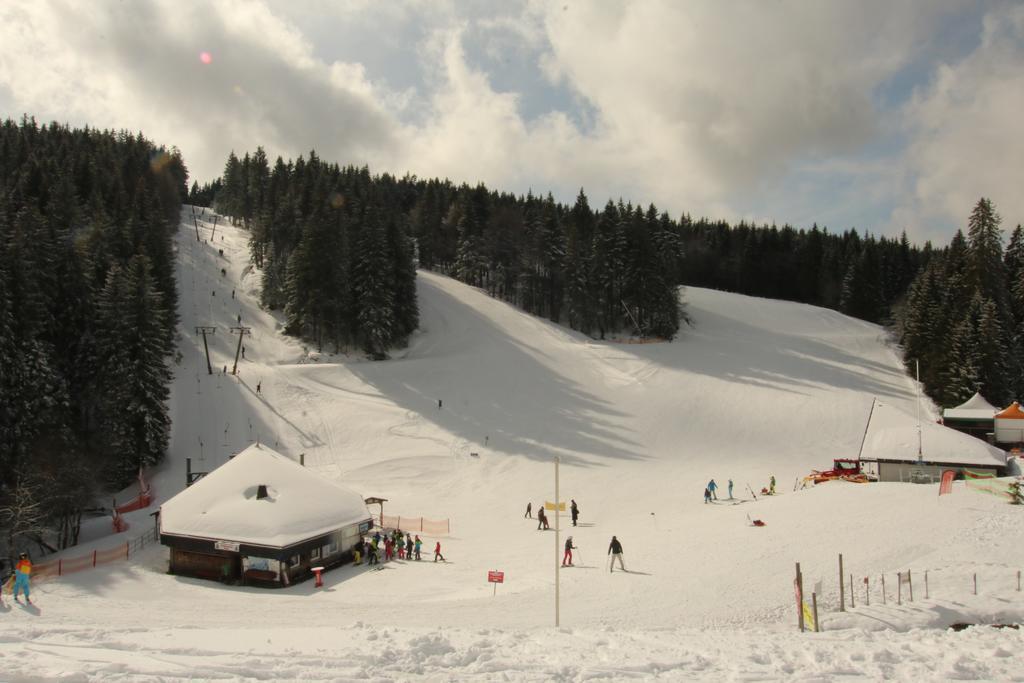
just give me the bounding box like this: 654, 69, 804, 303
728, 479, 734, 500
608, 536, 625, 572
707, 479, 718, 500
12, 553, 32, 604
570, 499, 579, 526
562, 536, 576, 566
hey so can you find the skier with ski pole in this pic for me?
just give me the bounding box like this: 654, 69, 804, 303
608, 536, 625, 572
12, 552, 32, 605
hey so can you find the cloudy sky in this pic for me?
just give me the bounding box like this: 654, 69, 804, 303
1, 1, 1022, 244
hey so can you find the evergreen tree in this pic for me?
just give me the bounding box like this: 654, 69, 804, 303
352, 207, 394, 359
95, 255, 172, 486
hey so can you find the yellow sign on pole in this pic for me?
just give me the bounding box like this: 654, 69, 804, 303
544, 501, 566, 511
802, 601, 815, 631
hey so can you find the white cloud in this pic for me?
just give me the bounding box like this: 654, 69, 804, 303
1, 0, 1019, 242
0, 0, 402, 182
890, 3, 1024, 241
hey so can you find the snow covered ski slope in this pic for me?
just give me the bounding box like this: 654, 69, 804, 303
1, 210, 1021, 681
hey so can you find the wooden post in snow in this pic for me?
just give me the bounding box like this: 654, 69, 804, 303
908, 570, 913, 602
897, 572, 902, 605
795, 562, 804, 632
838, 554, 845, 612
850, 574, 855, 608
812, 592, 820, 632
881, 574, 886, 605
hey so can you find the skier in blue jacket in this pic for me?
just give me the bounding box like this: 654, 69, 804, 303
707, 479, 718, 500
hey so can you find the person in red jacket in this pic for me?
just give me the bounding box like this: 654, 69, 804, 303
433, 541, 445, 562
13, 552, 32, 603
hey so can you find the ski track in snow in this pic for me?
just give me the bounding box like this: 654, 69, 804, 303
5, 209, 1023, 682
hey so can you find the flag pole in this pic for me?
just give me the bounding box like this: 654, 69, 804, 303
555, 455, 560, 627
916, 360, 923, 462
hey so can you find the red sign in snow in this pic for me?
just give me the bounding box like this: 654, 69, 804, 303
488, 570, 504, 584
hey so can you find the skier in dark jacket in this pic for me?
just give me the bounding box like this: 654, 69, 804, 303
608, 536, 625, 572
570, 499, 579, 526
537, 507, 549, 530
562, 536, 576, 566
704, 487, 712, 504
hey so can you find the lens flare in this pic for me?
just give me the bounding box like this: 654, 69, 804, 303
199, 51, 213, 65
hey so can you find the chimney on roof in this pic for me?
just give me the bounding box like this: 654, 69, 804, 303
257, 484, 268, 500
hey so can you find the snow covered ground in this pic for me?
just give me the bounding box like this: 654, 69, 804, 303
1, 210, 1021, 681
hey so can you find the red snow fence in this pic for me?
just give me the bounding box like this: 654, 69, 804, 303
376, 514, 450, 536
114, 469, 153, 514
29, 528, 158, 583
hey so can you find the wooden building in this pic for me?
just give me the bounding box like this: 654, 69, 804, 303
860, 401, 1007, 483
160, 444, 373, 586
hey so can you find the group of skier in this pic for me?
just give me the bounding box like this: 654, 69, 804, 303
527, 499, 580, 529
526, 499, 626, 572
355, 530, 445, 566
703, 475, 777, 502
704, 478, 734, 503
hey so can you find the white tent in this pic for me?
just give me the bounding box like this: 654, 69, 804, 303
942, 392, 998, 422
861, 401, 1006, 481
161, 443, 371, 547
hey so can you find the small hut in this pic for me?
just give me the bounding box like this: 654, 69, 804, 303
160, 444, 373, 586
994, 401, 1024, 446
942, 392, 997, 441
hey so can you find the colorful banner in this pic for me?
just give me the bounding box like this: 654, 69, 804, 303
939, 469, 955, 496
964, 470, 1014, 500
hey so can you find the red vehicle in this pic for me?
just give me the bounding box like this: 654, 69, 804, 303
804, 459, 875, 485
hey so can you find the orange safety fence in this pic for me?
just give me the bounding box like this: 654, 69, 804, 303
16, 528, 158, 585
115, 469, 153, 514
376, 514, 450, 536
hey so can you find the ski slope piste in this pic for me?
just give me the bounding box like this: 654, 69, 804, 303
2, 209, 1021, 681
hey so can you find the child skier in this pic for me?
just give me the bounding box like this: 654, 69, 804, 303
414, 535, 422, 560
769, 475, 776, 495
406, 533, 414, 559
13, 552, 32, 604
433, 541, 445, 562
704, 486, 712, 504
562, 536, 576, 566
525, 502, 532, 518
537, 507, 549, 530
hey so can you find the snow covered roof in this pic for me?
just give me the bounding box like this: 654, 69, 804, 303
160, 444, 372, 548
942, 392, 998, 421
861, 401, 1006, 468
995, 401, 1024, 420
